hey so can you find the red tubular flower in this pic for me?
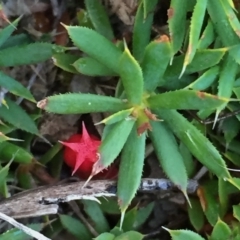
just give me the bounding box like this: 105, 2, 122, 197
59, 122, 118, 180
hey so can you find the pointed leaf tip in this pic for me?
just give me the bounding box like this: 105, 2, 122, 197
163, 227, 205, 240
183, 190, 192, 208
91, 159, 105, 176
137, 122, 152, 135
82, 174, 94, 189
179, 64, 186, 79
119, 210, 126, 230
212, 110, 220, 130
155, 35, 170, 43
60, 23, 68, 29
37, 99, 47, 109
123, 38, 127, 49
162, 226, 170, 232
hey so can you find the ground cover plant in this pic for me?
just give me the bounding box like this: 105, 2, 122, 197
2, 0, 240, 239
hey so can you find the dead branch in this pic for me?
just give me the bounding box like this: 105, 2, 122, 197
0, 178, 198, 219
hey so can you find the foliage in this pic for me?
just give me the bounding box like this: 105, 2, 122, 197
3, 0, 240, 239
0, 17, 56, 146
0, 17, 55, 200
34, 0, 240, 239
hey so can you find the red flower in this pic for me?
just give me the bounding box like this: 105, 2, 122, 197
60, 122, 118, 179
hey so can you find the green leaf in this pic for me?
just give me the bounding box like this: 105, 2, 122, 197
208, 0, 240, 45
40, 219, 63, 239
95, 233, 115, 240
201, 182, 219, 226
39, 142, 62, 165
150, 121, 188, 195
197, 108, 214, 120
220, 0, 240, 39
197, 20, 215, 50
0, 43, 53, 66
227, 44, 240, 66
220, 136, 240, 156
94, 118, 135, 173
0, 122, 16, 136
0, 223, 44, 240
184, 66, 219, 91
156, 110, 230, 179
84, 0, 114, 40
216, 54, 238, 114
101, 123, 116, 140
118, 125, 146, 223
0, 157, 13, 196
76, 9, 94, 29
234, 78, 240, 88
168, 0, 188, 56
0, 17, 20, 48
227, 177, 240, 191
117, 207, 137, 231
82, 200, 110, 233
188, 198, 204, 231
181, 0, 207, 76
233, 87, 240, 102
60, 214, 92, 240
142, 0, 158, 19
187, 1, 197, 11
221, 117, 240, 146
48, 150, 63, 178
0, 156, 13, 183
37, 93, 128, 114
163, 49, 226, 84
210, 219, 231, 240
0, 132, 20, 142
179, 142, 195, 177
74, 57, 116, 76
133, 0, 158, 61
147, 90, 228, 110
110, 227, 123, 236
213, 36, 223, 48
233, 205, 240, 221
114, 231, 144, 240
224, 151, 240, 167
99, 197, 120, 214
66, 26, 122, 73
0, 71, 35, 102
0, 33, 31, 50
52, 53, 79, 74
163, 228, 205, 240
133, 202, 154, 229
142, 36, 172, 92
163, 75, 195, 90
218, 178, 232, 217
0, 98, 38, 135
99, 108, 133, 125
119, 44, 144, 105
0, 114, 39, 135
115, 80, 124, 98
218, 178, 239, 197
207, 0, 240, 63
0, 141, 33, 164
17, 169, 34, 190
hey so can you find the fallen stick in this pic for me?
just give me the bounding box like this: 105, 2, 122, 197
0, 178, 198, 219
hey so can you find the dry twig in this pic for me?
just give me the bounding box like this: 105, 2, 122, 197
0, 178, 198, 219
0, 212, 50, 240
